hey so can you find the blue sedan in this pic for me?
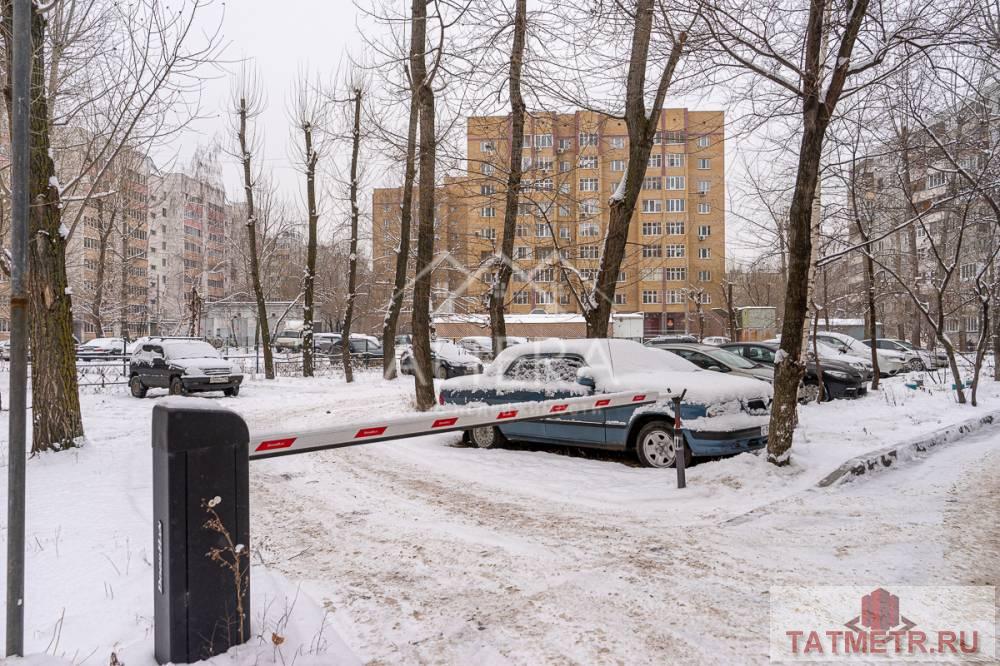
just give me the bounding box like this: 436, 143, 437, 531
437, 339, 772, 468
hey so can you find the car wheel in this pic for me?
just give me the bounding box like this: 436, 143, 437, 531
468, 425, 506, 449
169, 376, 187, 396
129, 375, 147, 399
906, 358, 924, 371
435, 365, 448, 380
224, 386, 240, 397
798, 382, 821, 404
635, 421, 691, 468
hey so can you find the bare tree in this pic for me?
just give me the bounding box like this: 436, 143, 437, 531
339, 80, 365, 383
232, 67, 275, 379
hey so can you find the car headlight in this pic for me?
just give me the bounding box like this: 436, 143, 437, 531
184, 367, 202, 376
825, 370, 849, 379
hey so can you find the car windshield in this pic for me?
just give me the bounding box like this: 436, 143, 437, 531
163, 341, 219, 360
891, 340, 914, 350
704, 348, 757, 369
280, 331, 301, 338
83, 338, 118, 348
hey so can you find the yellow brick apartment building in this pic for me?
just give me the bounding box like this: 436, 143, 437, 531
372, 109, 727, 337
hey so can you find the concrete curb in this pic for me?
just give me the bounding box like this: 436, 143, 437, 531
816, 409, 1000, 487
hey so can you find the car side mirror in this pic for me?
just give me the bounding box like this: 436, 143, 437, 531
708, 365, 729, 373
576, 368, 596, 391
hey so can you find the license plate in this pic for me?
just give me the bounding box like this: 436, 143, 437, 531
209, 376, 228, 384
760, 423, 769, 437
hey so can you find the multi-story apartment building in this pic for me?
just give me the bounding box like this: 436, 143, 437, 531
147, 162, 227, 334
372, 109, 727, 337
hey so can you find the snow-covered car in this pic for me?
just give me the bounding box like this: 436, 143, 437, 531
273, 327, 305, 352
647, 342, 774, 383
129, 337, 243, 398
814, 331, 904, 376
701, 336, 731, 346
400, 340, 483, 379
865, 338, 940, 370
438, 339, 772, 468
722, 341, 867, 400
456, 335, 528, 359
77, 337, 127, 361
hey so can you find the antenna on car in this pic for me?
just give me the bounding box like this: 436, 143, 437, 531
606, 337, 614, 377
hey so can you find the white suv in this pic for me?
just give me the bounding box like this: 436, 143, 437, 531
815, 331, 905, 376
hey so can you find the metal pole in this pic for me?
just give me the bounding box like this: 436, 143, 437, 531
672, 392, 687, 489
7, 0, 31, 655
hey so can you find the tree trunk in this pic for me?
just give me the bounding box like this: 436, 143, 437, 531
3, 4, 84, 451
302, 121, 318, 377
90, 200, 115, 338
341, 88, 363, 384
381, 47, 421, 380
970, 297, 988, 407
237, 96, 274, 379
119, 204, 129, 340
863, 249, 880, 388
584, 0, 686, 337
409, 0, 436, 410
488, 0, 526, 357
993, 290, 1000, 381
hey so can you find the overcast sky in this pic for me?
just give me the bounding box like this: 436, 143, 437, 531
174, 1, 764, 263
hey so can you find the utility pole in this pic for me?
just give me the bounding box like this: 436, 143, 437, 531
7, 0, 31, 656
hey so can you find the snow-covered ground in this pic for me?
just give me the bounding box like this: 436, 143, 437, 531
1, 370, 999, 664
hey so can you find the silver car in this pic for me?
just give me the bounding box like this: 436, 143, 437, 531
645, 342, 774, 383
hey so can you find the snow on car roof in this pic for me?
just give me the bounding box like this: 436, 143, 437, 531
477, 338, 772, 404
432, 340, 477, 362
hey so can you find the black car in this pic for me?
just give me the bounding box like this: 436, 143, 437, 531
327, 337, 384, 365
77, 337, 127, 361
399, 340, 483, 379
645, 334, 699, 344
721, 342, 866, 400
129, 337, 243, 397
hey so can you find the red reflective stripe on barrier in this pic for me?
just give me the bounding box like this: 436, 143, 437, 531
432, 417, 458, 428
256, 437, 296, 452
595, 398, 611, 407
549, 404, 569, 413
497, 410, 518, 419
355, 426, 387, 438
632, 394, 647, 402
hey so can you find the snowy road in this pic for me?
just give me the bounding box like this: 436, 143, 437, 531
250, 421, 1000, 664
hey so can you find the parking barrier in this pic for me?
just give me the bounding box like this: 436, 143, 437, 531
151, 390, 657, 664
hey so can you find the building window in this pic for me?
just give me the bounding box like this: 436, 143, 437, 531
536, 290, 554, 304
558, 205, 571, 217
960, 263, 979, 280
698, 158, 711, 170
580, 199, 599, 215
666, 176, 686, 190
666, 198, 685, 213
642, 290, 660, 304
579, 222, 600, 237
642, 176, 662, 190
480, 140, 495, 153
534, 268, 554, 282
481, 207, 496, 218
648, 154, 662, 168
610, 136, 625, 149
515, 246, 531, 259
965, 315, 980, 332
642, 199, 662, 213
663, 131, 685, 144
521, 156, 533, 170
579, 132, 599, 147
558, 138, 573, 151
480, 228, 496, 240
481, 163, 494, 176
698, 224, 711, 238
578, 156, 598, 169
642, 221, 662, 235
666, 153, 684, 168
559, 160, 571, 173
664, 289, 683, 304
481, 184, 496, 195
537, 157, 553, 171
698, 270, 712, 282
559, 247, 573, 260
698, 292, 712, 305
559, 226, 571, 239
666, 244, 685, 258
537, 248, 554, 261
516, 224, 529, 237
666, 222, 685, 235
579, 178, 599, 191
535, 177, 553, 191
580, 245, 599, 259
697, 135, 710, 148
926, 171, 947, 188
698, 247, 711, 259
514, 291, 529, 305
698, 202, 711, 214
534, 133, 553, 148
666, 267, 687, 281
642, 244, 662, 258
536, 223, 552, 237
614, 293, 627, 305
697, 180, 711, 193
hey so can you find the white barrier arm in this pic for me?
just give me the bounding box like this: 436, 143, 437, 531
249, 390, 658, 460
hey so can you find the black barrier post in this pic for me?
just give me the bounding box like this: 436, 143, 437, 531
672, 392, 687, 489
152, 400, 251, 665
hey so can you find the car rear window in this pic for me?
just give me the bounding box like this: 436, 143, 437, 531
505, 355, 584, 383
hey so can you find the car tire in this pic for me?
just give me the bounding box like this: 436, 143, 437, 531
906, 358, 924, 371
798, 382, 821, 404
224, 386, 240, 397
635, 421, 691, 469
169, 376, 187, 396
468, 425, 506, 449
435, 365, 448, 380
129, 375, 147, 399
